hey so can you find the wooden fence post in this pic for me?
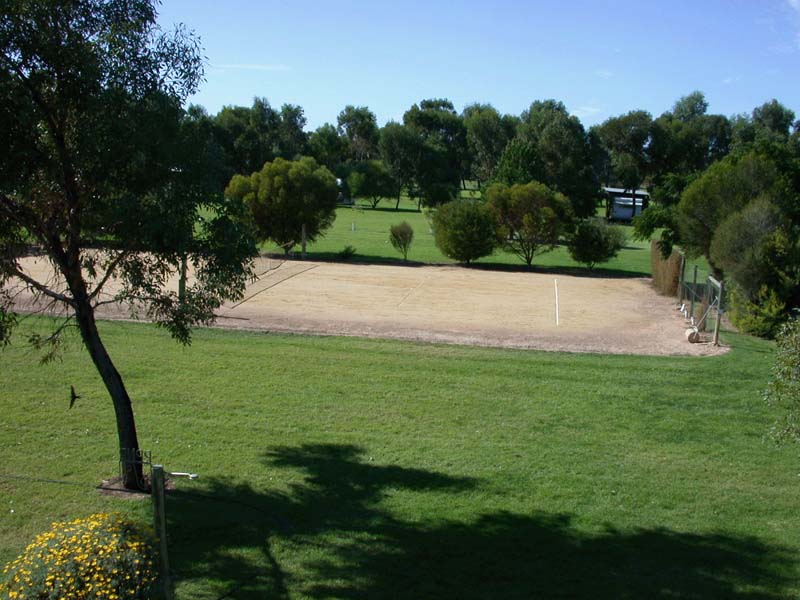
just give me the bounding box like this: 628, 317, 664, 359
690, 265, 698, 325
151, 465, 174, 600
713, 280, 724, 347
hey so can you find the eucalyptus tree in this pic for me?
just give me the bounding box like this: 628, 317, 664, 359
403, 99, 468, 206
497, 100, 597, 218
379, 121, 425, 209
596, 110, 654, 211
337, 105, 380, 161
463, 103, 512, 185
0, 0, 256, 489
309, 123, 346, 172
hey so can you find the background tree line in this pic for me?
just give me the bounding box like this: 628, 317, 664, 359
207, 93, 798, 336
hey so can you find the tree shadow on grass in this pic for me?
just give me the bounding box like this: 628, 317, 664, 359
469, 260, 650, 279
166, 443, 796, 599
268, 252, 650, 278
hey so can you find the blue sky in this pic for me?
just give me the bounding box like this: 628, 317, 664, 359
157, 0, 800, 130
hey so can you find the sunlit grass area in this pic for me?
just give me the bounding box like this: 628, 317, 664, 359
1, 317, 796, 598
262, 198, 657, 277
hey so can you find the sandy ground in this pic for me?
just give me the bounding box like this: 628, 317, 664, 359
10, 255, 726, 356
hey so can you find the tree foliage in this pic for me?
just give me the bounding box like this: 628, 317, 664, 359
677, 152, 785, 270
277, 103, 309, 159
486, 181, 572, 266
495, 138, 541, 188
595, 110, 653, 194
347, 160, 400, 208
211, 98, 309, 179
463, 103, 512, 184
0, 0, 257, 489
568, 219, 626, 269
338, 105, 379, 161
403, 99, 467, 206
432, 200, 497, 264
497, 100, 597, 218
308, 123, 346, 172
765, 316, 800, 442
226, 157, 338, 255
709, 197, 782, 298
379, 121, 424, 208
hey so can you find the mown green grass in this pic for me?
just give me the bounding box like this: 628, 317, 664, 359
1, 317, 797, 598
262, 198, 656, 277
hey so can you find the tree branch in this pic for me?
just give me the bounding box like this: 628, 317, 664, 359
88, 251, 130, 301
7, 264, 76, 308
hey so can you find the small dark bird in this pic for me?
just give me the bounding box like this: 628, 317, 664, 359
69, 385, 81, 409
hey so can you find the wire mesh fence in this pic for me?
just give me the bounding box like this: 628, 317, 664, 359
677, 258, 724, 345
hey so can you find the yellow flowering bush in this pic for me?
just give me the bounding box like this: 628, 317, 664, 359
0, 513, 157, 599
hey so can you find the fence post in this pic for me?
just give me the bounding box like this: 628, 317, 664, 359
713, 280, 724, 347
690, 265, 698, 325
678, 254, 686, 303
151, 465, 174, 600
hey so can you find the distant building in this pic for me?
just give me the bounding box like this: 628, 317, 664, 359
603, 187, 649, 221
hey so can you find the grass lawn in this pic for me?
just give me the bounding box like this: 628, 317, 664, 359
262, 198, 658, 277
1, 317, 797, 598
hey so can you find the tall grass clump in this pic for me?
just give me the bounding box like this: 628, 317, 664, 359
651, 240, 682, 296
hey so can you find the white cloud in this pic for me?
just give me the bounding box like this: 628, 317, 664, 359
721, 76, 741, 85
211, 63, 291, 72
594, 69, 614, 79
571, 106, 603, 119
788, 0, 800, 13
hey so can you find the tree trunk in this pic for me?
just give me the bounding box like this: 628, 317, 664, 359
74, 297, 144, 490
396, 194, 401, 210
178, 254, 187, 304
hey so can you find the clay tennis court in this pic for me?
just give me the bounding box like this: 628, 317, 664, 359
211, 257, 720, 356
12, 255, 723, 356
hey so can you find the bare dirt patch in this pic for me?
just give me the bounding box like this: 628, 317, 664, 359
11, 256, 726, 356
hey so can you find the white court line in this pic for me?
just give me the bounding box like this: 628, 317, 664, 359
554, 279, 559, 326
228, 263, 318, 309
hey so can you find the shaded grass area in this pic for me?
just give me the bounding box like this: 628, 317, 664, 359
262, 199, 654, 277
1, 318, 797, 598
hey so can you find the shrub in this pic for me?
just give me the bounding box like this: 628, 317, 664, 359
486, 181, 573, 266
420, 182, 457, 208
709, 197, 780, 299
765, 315, 800, 442
650, 240, 683, 296
432, 200, 497, 264
728, 285, 787, 339
568, 219, 626, 269
1, 513, 157, 599
389, 222, 414, 262
338, 245, 357, 260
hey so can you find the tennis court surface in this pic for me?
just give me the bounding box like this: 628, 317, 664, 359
214, 259, 722, 356
11, 256, 724, 356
